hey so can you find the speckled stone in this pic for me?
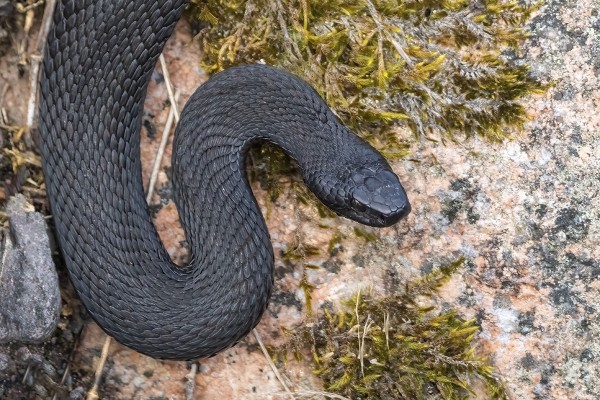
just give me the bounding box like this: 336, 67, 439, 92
392, 1, 600, 398
0, 195, 60, 343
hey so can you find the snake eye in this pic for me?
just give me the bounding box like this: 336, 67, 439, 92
351, 197, 368, 213
350, 187, 370, 213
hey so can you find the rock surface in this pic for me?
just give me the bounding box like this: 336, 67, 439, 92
0, 194, 60, 343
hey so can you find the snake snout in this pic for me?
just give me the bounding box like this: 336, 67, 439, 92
349, 167, 411, 227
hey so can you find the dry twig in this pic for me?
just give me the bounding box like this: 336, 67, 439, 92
26, 0, 57, 137
185, 362, 198, 400
86, 335, 111, 400
146, 89, 180, 203
253, 329, 296, 399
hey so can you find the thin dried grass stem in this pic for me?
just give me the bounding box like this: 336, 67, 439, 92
253, 329, 296, 400
26, 0, 57, 136
146, 89, 181, 203
86, 336, 111, 400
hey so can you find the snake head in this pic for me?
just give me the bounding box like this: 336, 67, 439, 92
312, 161, 411, 228
345, 166, 411, 227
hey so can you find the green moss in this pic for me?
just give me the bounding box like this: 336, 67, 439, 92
327, 231, 344, 255
189, 0, 547, 144
277, 258, 508, 399
354, 227, 380, 243
280, 245, 322, 317
281, 242, 321, 262
300, 264, 320, 317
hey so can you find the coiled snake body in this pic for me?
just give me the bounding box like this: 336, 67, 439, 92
39, 0, 410, 359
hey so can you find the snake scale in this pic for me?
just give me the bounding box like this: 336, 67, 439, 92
38, 0, 410, 360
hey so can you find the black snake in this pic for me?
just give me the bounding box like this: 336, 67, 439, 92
38, 0, 411, 359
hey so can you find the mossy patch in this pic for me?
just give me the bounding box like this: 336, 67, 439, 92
276, 258, 507, 399
189, 0, 548, 145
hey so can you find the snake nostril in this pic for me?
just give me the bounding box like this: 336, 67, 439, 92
395, 199, 411, 220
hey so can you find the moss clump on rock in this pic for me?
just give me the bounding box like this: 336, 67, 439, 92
189, 0, 546, 147
277, 258, 507, 399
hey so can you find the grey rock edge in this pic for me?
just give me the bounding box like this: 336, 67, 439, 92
0, 194, 60, 343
